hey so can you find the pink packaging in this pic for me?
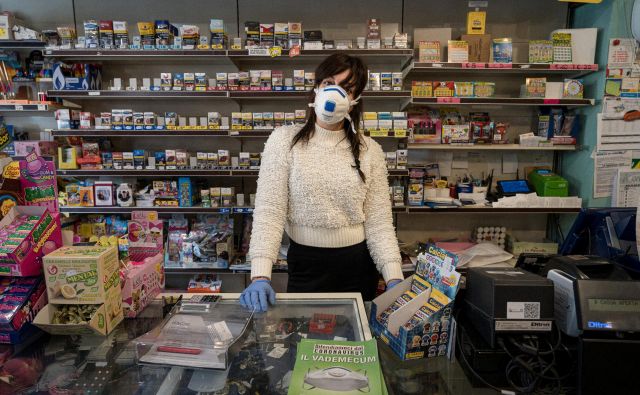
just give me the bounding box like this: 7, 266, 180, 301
19, 153, 58, 213
14, 141, 58, 158
0, 206, 62, 277
128, 211, 163, 262
121, 253, 165, 318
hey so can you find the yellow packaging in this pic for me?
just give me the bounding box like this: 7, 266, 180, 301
467, 11, 486, 35
363, 112, 378, 121
427, 288, 449, 308
34, 302, 123, 336
43, 246, 121, 306
410, 275, 432, 294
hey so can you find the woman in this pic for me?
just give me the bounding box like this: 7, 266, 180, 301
240, 53, 404, 312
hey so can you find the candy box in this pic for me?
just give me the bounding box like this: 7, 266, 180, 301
0, 277, 46, 334
19, 153, 58, 212
34, 301, 122, 336
121, 253, 164, 318
128, 211, 163, 261
43, 245, 120, 308
0, 206, 62, 277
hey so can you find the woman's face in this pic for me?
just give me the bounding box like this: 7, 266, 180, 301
318, 69, 356, 101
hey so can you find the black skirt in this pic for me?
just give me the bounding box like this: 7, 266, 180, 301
286, 239, 380, 301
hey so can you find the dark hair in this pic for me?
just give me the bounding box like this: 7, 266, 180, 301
291, 53, 369, 182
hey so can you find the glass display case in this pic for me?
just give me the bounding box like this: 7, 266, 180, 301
14, 293, 372, 394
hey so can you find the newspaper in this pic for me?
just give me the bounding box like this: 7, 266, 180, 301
613, 169, 640, 207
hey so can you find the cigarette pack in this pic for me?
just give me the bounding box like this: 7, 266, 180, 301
209, 19, 226, 49
260, 70, 272, 91
227, 72, 239, 90
304, 72, 315, 90
183, 73, 195, 91
207, 153, 218, 168
295, 110, 306, 124
242, 112, 253, 129
244, 21, 260, 48
160, 73, 172, 90
99, 20, 114, 49
392, 73, 403, 91
294, 70, 305, 91
218, 150, 230, 167
239, 72, 250, 90
272, 70, 284, 91
381, 73, 392, 91
133, 112, 144, 130
275, 23, 288, 48
288, 22, 302, 48
216, 72, 227, 91
369, 72, 381, 91
259, 23, 274, 48
250, 70, 261, 91
195, 73, 207, 91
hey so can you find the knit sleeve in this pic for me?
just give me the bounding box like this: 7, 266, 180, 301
363, 143, 405, 283
248, 127, 292, 279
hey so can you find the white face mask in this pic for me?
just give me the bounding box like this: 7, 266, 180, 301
308, 85, 361, 133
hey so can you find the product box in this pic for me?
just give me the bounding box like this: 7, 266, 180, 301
525, 77, 547, 98
370, 245, 459, 361
43, 245, 120, 305
304, 72, 315, 90
408, 178, 424, 206
492, 38, 513, 63
113, 21, 128, 48
442, 124, 470, 144
505, 235, 558, 256
288, 22, 302, 48
0, 277, 46, 339
433, 81, 455, 97
34, 299, 122, 336
411, 81, 433, 98
51, 63, 102, 91
454, 81, 474, 97
121, 253, 164, 318
259, 23, 274, 47
218, 150, 230, 167
293, 70, 305, 91
274, 22, 288, 48
99, 20, 114, 49
529, 40, 553, 63
467, 11, 486, 35
473, 82, 496, 97
19, 154, 58, 213
447, 40, 469, 63
381, 72, 393, 91
0, 206, 63, 277
244, 21, 260, 48
462, 34, 491, 63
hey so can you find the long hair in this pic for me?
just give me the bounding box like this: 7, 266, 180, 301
291, 53, 369, 182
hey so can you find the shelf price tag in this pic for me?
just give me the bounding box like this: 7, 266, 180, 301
431, 63, 443, 68
88, 91, 101, 96
488, 63, 513, 69
369, 130, 388, 137
462, 62, 486, 69
248, 48, 269, 56
543, 99, 560, 104
437, 97, 461, 103
550, 64, 575, 70
220, 208, 231, 214
269, 46, 282, 57
37, 104, 46, 111
14, 105, 23, 111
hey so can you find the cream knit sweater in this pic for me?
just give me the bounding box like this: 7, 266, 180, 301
249, 123, 404, 282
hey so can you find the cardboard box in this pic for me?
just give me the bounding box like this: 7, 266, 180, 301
370, 245, 459, 361
0, 277, 46, 335
33, 302, 122, 336
43, 245, 120, 305
121, 253, 164, 318
462, 34, 491, 63
506, 235, 558, 256
0, 206, 62, 277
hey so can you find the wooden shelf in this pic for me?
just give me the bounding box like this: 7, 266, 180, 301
407, 62, 599, 78
407, 143, 576, 151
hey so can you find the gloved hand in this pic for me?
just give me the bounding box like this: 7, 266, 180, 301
240, 279, 276, 312
386, 279, 402, 290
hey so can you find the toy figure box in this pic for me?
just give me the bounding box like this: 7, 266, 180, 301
0, 206, 62, 277
121, 253, 165, 318
0, 277, 47, 344
370, 244, 460, 361
128, 211, 163, 262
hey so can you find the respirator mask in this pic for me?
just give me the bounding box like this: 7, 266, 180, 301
309, 85, 361, 133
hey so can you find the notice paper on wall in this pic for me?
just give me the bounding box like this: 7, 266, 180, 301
593, 150, 632, 199
597, 114, 640, 151
613, 168, 640, 207
452, 151, 469, 169
502, 152, 518, 174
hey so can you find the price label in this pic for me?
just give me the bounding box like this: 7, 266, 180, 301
220, 208, 231, 214
269, 46, 282, 57
488, 63, 513, 69
37, 104, 46, 111
575, 64, 598, 70
88, 91, 101, 96
543, 99, 561, 104
394, 129, 407, 138
437, 97, 461, 103
431, 63, 443, 68
550, 64, 575, 70
462, 62, 486, 69
369, 130, 388, 137
14, 105, 23, 111
248, 48, 269, 56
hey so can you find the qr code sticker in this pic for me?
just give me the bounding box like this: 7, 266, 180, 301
507, 302, 540, 319
524, 303, 540, 319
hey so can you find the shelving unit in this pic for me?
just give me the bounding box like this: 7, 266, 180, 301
53, 129, 407, 138
59, 206, 254, 214
405, 62, 598, 78
0, 40, 46, 49
407, 143, 577, 151
57, 168, 410, 177
406, 97, 594, 108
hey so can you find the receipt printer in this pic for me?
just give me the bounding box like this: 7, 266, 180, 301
528, 169, 568, 197
464, 267, 555, 347
541, 255, 640, 337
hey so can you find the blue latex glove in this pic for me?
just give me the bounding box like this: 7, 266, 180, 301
386, 279, 402, 290
240, 279, 276, 312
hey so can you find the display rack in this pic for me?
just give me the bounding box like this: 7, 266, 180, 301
57, 169, 410, 177
53, 129, 407, 138
405, 62, 599, 78
59, 206, 254, 214
406, 97, 594, 108
407, 144, 577, 151
0, 40, 45, 49
46, 90, 412, 100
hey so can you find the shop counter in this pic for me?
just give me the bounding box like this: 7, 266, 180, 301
9, 293, 491, 394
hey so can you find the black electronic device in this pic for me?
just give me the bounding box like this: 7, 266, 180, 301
496, 179, 532, 197
464, 267, 555, 347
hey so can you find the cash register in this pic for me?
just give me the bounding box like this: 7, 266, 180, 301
518, 254, 640, 394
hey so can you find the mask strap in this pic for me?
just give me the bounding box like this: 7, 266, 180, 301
350, 95, 361, 106
345, 113, 357, 134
